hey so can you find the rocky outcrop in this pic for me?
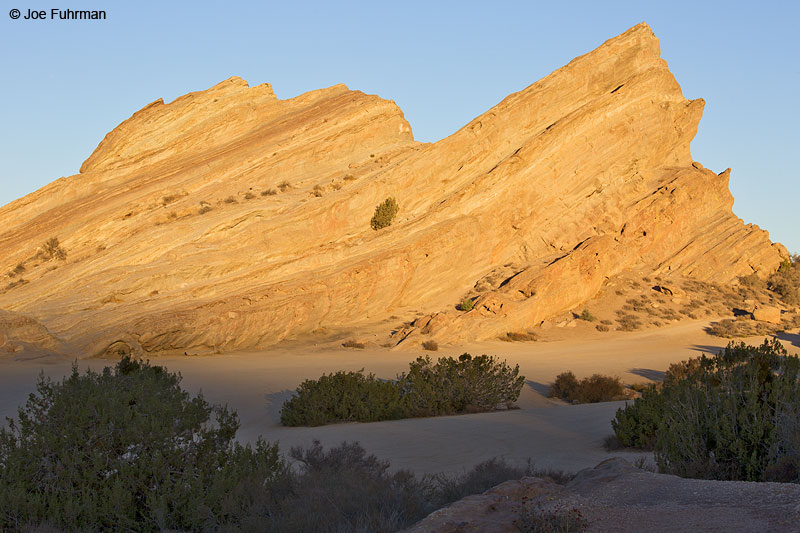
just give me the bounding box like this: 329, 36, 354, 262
0, 23, 787, 356
405, 458, 800, 532
0, 309, 68, 357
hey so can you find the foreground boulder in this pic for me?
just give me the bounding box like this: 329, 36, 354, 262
406, 458, 800, 532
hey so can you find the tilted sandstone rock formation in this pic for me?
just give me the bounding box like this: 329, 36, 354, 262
0, 23, 788, 356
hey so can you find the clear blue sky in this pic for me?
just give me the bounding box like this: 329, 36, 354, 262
1, 0, 797, 253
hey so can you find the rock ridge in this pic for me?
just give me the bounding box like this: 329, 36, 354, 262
0, 23, 787, 356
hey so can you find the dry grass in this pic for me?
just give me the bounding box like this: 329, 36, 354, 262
223, 196, 237, 204
244, 192, 256, 200
501, 331, 538, 342
342, 340, 365, 349
278, 180, 292, 192
616, 313, 642, 331
422, 340, 439, 351
261, 188, 278, 196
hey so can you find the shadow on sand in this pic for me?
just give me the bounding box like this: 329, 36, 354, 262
628, 368, 665, 382
776, 331, 800, 349
264, 389, 295, 423
689, 344, 727, 356
526, 380, 551, 396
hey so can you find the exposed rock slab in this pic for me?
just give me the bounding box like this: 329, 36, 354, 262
0, 309, 69, 358
406, 458, 800, 532
0, 23, 787, 356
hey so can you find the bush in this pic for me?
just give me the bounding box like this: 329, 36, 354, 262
280, 354, 525, 426
261, 188, 277, 196
550, 372, 579, 402
549, 373, 625, 404
0, 357, 288, 531
41, 237, 66, 261
342, 340, 365, 349
275, 441, 432, 531
422, 340, 439, 351
612, 339, 800, 481
768, 256, 800, 305
370, 197, 399, 230
432, 457, 570, 505
502, 331, 538, 342
280, 370, 409, 427
401, 354, 525, 416
458, 298, 474, 312
578, 309, 596, 322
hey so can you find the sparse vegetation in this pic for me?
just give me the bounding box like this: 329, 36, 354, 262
278, 180, 292, 192
615, 313, 642, 331
161, 194, 176, 205
41, 237, 66, 261
595, 324, 609, 332
280, 353, 524, 426
244, 191, 256, 200
422, 340, 439, 351
706, 317, 779, 338
7, 263, 25, 278
768, 255, 800, 305
4, 278, 29, 291
458, 298, 475, 312
578, 309, 596, 322
515, 503, 587, 532
612, 340, 800, 482
343, 174, 356, 181
502, 331, 538, 342
261, 188, 278, 196
549, 372, 626, 404
342, 339, 365, 349
312, 184, 324, 197
370, 196, 399, 230
198, 203, 213, 214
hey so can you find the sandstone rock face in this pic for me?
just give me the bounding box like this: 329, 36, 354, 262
0, 23, 788, 356
0, 309, 67, 355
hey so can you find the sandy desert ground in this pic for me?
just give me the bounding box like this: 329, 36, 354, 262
2, 320, 798, 477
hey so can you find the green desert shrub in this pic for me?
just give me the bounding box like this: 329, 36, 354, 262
401, 353, 525, 416
549, 372, 625, 404
578, 309, 596, 321
0, 357, 289, 531
275, 440, 432, 531
458, 298, 474, 312
612, 339, 800, 481
768, 255, 800, 306
280, 354, 525, 426
280, 370, 408, 427
370, 197, 399, 230
549, 371, 579, 402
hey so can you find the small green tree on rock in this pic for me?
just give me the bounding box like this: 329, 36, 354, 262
370, 197, 399, 230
